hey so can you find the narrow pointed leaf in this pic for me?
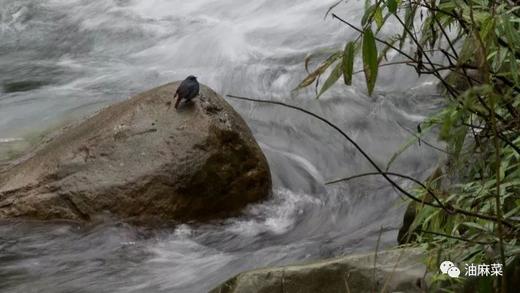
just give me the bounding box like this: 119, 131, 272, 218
362, 28, 378, 96
509, 52, 519, 84
294, 52, 341, 90
342, 41, 355, 85
374, 6, 383, 29
304, 53, 313, 73
361, 4, 376, 26
387, 0, 397, 14
317, 62, 342, 99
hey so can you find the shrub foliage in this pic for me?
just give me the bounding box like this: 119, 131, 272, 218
299, 1, 520, 291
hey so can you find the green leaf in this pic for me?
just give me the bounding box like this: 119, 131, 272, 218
462, 222, 488, 232
362, 27, 378, 96
294, 52, 341, 90
361, 4, 376, 26
508, 52, 519, 84
316, 62, 343, 99
342, 41, 355, 85
480, 16, 495, 41
374, 6, 383, 29
387, 0, 397, 14
502, 16, 520, 44
504, 206, 520, 218
364, 0, 372, 13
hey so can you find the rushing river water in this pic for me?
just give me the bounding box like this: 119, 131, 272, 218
0, 0, 444, 292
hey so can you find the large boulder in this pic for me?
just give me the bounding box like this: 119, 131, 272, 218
0, 81, 271, 222
211, 248, 426, 293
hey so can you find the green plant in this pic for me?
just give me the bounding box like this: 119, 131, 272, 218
296, 1, 520, 292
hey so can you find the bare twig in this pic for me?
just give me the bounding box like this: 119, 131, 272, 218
331, 13, 416, 62
395, 121, 451, 155
373, 226, 383, 293
416, 229, 497, 245
490, 88, 508, 293
327, 171, 448, 210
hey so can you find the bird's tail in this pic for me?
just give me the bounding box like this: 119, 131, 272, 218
174, 94, 182, 109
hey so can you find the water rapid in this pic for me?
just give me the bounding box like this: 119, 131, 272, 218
0, 0, 443, 292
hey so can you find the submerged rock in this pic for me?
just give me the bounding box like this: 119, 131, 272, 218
211, 248, 426, 293
0, 81, 271, 222
2, 80, 50, 93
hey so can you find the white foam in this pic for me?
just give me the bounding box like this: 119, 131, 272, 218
146, 234, 234, 289
225, 188, 322, 237
0, 137, 23, 143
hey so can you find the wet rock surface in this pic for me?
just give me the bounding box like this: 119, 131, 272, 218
211, 248, 426, 293
0, 81, 271, 223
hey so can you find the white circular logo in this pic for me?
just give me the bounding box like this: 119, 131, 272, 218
440, 261, 455, 274
447, 266, 461, 278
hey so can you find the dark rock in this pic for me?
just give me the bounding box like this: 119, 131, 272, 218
398, 165, 447, 244
2, 80, 50, 93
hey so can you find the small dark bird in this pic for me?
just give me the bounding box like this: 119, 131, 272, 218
174, 75, 200, 109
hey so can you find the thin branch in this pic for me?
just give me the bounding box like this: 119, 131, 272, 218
373, 226, 383, 293
331, 13, 416, 62
396, 121, 450, 154
352, 61, 414, 75
324, 0, 343, 20
498, 132, 520, 156
409, 0, 469, 32
416, 229, 497, 245
490, 86, 507, 292
392, 12, 461, 99
327, 171, 448, 209
440, 49, 457, 67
